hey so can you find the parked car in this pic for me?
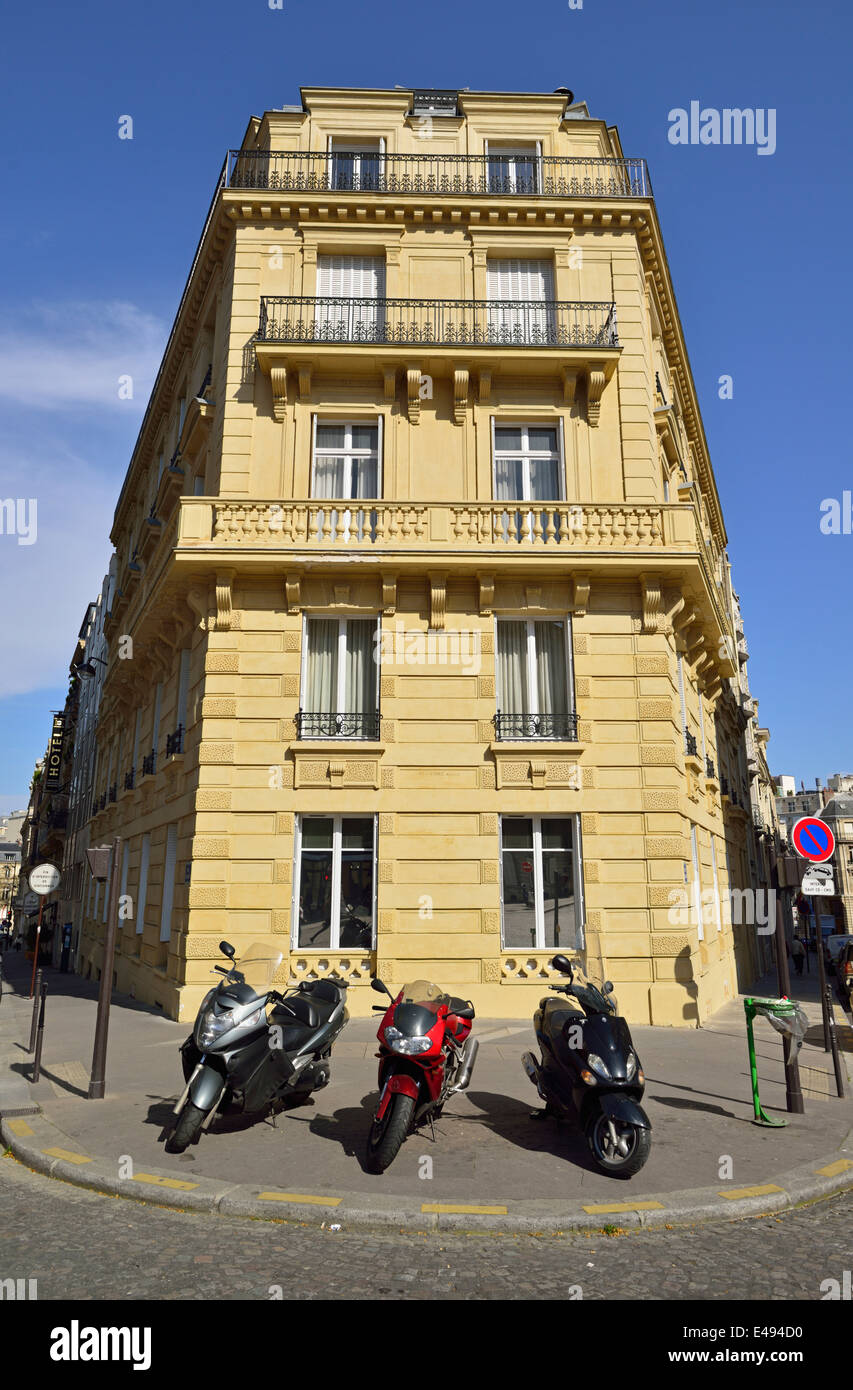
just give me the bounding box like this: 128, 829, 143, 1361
835, 939, 853, 999
823, 934, 851, 976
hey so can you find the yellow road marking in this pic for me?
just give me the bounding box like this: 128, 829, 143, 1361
42, 1147, 91, 1165
719, 1184, 783, 1200
257, 1192, 342, 1207
6, 1119, 33, 1137
815, 1159, 853, 1177
131, 1173, 199, 1191
422, 1203, 508, 1215
582, 1201, 665, 1214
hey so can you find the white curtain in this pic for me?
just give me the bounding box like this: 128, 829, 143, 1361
497, 622, 528, 715
535, 622, 568, 716
345, 621, 374, 713
306, 620, 338, 710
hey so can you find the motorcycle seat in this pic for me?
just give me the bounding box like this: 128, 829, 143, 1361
273, 992, 338, 1030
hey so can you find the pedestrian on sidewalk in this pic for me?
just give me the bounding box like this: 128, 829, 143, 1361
791, 934, 805, 976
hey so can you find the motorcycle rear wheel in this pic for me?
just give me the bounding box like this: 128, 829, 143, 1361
585, 1107, 651, 1178
167, 1102, 206, 1154
366, 1093, 415, 1173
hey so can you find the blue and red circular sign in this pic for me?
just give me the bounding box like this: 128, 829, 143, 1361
792, 816, 835, 862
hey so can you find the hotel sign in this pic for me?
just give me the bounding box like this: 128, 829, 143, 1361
45, 713, 66, 789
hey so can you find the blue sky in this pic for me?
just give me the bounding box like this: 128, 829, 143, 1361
1, 0, 851, 813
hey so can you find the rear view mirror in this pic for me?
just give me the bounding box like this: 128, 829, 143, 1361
551, 954, 572, 975
371, 976, 394, 999
604, 981, 614, 994
219, 940, 236, 959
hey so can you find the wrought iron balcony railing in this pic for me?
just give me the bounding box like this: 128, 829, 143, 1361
166, 726, 184, 757
721, 777, 730, 797
227, 150, 652, 200
141, 750, 156, 777
124, 768, 135, 791
706, 757, 716, 779
295, 710, 381, 740
493, 711, 579, 742
108, 784, 117, 803
257, 296, 618, 350
685, 729, 698, 758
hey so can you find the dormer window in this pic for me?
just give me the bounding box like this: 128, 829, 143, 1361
411, 90, 458, 117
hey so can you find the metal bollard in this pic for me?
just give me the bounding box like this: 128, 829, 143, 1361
826, 986, 846, 1099
28, 969, 42, 1052
32, 982, 47, 1084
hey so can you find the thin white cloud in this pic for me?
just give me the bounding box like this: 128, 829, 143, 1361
0, 300, 165, 410
0, 439, 116, 697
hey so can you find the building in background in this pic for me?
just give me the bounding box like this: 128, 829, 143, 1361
76, 85, 772, 1025
0, 841, 21, 928
0, 811, 27, 845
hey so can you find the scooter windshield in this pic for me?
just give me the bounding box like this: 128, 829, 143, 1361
230, 942, 284, 995
571, 963, 616, 1015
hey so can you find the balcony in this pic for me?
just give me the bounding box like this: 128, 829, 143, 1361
257, 295, 618, 351
295, 711, 381, 741
141, 751, 156, 778
705, 757, 716, 780
124, 768, 135, 792
179, 497, 704, 563
227, 150, 652, 200
493, 711, 579, 742
108, 784, 117, 803
166, 726, 184, 757
685, 729, 698, 758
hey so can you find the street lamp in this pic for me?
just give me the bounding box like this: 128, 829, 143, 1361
77, 657, 108, 680
84, 839, 121, 1099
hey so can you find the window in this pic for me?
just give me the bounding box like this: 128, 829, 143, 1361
316, 255, 385, 341
300, 616, 379, 739
486, 142, 541, 195
159, 825, 178, 943
496, 618, 573, 740
329, 138, 384, 192
312, 420, 380, 542
710, 836, 722, 933
500, 815, 583, 950
137, 834, 150, 935
294, 815, 376, 949
487, 258, 554, 343
493, 422, 563, 542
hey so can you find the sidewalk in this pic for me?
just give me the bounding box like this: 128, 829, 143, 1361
2, 947, 852, 1233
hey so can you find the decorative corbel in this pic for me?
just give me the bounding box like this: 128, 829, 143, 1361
428, 572, 447, 630
573, 573, 591, 617
453, 367, 469, 426
478, 573, 494, 616
585, 368, 606, 427
270, 366, 288, 422
639, 573, 663, 634
382, 574, 398, 616
562, 369, 577, 405
525, 585, 542, 610
215, 570, 235, 632
406, 364, 422, 424
285, 573, 301, 615
478, 368, 492, 402
186, 584, 211, 632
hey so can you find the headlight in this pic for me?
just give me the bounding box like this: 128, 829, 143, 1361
199, 1007, 239, 1047
625, 1051, 637, 1081
384, 1026, 432, 1055
586, 1052, 612, 1081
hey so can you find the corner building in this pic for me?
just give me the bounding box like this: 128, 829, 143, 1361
81, 87, 765, 1025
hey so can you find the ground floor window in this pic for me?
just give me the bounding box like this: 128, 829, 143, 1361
500, 815, 583, 950
293, 815, 376, 950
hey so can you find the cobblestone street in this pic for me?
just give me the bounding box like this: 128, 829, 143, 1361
1, 1152, 850, 1302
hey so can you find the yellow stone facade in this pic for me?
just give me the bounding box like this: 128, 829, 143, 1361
79, 87, 767, 1025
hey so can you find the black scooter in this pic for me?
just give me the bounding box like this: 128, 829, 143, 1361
167, 940, 349, 1153
522, 953, 651, 1177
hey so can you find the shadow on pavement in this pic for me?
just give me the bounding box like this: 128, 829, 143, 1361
464, 1089, 601, 1175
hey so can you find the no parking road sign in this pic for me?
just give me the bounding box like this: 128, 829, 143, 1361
792, 816, 835, 863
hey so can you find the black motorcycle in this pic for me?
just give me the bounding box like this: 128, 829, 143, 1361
167, 940, 349, 1153
522, 953, 651, 1177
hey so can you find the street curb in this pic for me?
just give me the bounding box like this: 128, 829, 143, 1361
4, 1107, 853, 1234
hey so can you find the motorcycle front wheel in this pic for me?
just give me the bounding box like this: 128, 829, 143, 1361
166, 1102, 206, 1154
366, 1092, 415, 1173
585, 1106, 651, 1178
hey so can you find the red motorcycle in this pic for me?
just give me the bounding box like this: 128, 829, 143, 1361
366, 976, 478, 1172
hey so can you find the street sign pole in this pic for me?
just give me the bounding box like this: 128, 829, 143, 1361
771, 856, 804, 1113
28, 896, 44, 1000
814, 893, 831, 1051
88, 837, 121, 1100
